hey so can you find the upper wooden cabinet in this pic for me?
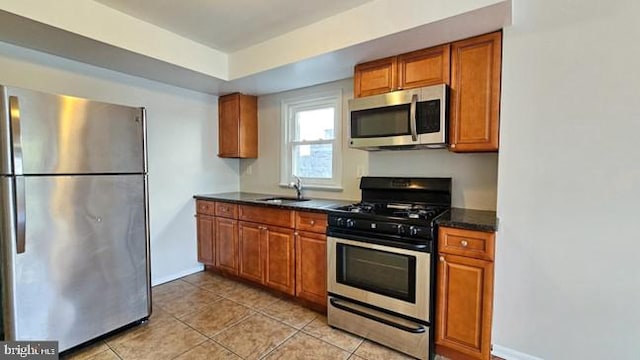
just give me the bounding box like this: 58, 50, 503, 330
354, 56, 397, 98
218, 93, 258, 158
397, 45, 450, 89
449, 31, 502, 152
354, 44, 450, 98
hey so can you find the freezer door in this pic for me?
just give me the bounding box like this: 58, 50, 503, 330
11, 175, 150, 351
7, 87, 144, 175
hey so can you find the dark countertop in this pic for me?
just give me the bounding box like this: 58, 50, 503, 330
194, 192, 498, 231
436, 207, 498, 232
193, 192, 355, 213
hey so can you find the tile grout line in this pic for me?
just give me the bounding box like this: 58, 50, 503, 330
162, 273, 368, 359
182, 276, 362, 357
257, 328, 301, 360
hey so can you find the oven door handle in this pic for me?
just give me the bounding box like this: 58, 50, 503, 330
329, 298, 426, 334
327, 230, 429, 252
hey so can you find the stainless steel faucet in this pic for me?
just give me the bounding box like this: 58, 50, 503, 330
290, 176, 303, 200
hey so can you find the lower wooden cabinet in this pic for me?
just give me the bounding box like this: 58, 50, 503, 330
197, 201, 327, 307
215, 217, 238, 274
436, 227, 496, 360
264, 226, 295, 295
196, 214, 215, 265
295, 231, 327, 306
238, 221, 295, 295
238, 221, 264, 283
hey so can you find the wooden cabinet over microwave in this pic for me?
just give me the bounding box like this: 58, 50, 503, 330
218, 93, 258, 158
449, 31, 502, 152
354, 44, 450, 98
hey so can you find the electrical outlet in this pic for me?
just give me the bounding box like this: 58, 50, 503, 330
245, 165, 253, 176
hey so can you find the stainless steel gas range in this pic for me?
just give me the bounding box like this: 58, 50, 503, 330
326, 177, 451, 360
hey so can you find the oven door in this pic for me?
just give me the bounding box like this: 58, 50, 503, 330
327, 236, 430, 322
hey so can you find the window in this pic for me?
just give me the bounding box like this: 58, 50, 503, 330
280, 90, 342, 190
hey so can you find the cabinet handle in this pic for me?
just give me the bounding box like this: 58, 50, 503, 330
460, 240, 468, 247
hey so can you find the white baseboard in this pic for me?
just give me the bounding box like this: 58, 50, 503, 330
151, 265, 204, 287
493, 344, 544, 360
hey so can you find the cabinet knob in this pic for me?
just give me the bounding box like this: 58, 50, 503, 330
439, 256, 445, 262
451, 144, 456, 149
310, 220, 315, 225
221, 208, 227, 212
460, 240, 468, 247
294, 232, 299, 236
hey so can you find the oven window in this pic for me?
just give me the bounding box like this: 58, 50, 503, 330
336, 243, 416, 303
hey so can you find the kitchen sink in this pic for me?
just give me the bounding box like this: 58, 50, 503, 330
256, 196, 311, 204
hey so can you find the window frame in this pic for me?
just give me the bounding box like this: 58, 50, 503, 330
280, 89, 343, 190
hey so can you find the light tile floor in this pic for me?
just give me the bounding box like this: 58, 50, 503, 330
62, 270, 422, 360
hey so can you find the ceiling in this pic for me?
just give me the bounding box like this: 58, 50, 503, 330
0, 0, 512, 95
95, 0, 375, 52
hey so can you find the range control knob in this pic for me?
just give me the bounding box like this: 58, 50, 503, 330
335, 217, 345, 227
408, 226, 418, 236
346, 219, 355, 228
397, 225, 406, 235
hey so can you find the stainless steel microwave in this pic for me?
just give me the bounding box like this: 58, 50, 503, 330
348, 84, 447, 150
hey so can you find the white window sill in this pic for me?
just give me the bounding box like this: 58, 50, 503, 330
278, 183, 343, 192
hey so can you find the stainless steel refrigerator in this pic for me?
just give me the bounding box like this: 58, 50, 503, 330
0, 85, 151, 352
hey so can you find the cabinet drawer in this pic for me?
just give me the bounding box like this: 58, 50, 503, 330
196, 200, 216, 216
215, 202, 238, 219
295, 211, 327, 233
438, 227, 495, 261
239, 205, 294, 228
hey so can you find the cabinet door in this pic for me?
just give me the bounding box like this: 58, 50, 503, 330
218, 93, 240, 158
398, 44, 450, 89
436, 254, 494, 360
450, 31, 502, 152
218, 93, 257, 158
196, 214, 215, 265
216, 217, 238, 274
354, 56, 398, 98
295, 231, 327, 306
238, 221, 264, 283
264, 226, 295, 295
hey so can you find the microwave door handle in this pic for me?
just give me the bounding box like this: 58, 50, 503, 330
410, 94, 418, 141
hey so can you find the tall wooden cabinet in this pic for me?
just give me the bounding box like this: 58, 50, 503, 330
436, 227, 496, 360
449, 31, 502, 152
218, 93, 258, 158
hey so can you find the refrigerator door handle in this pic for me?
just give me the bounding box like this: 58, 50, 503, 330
9, 96, 23, 175
15, 176, 25, 254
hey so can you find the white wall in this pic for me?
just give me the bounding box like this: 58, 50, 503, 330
240, 79, 367, 201
240, 78, 498, 210
494, 0, 640, 359
0, 41, 239, 286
